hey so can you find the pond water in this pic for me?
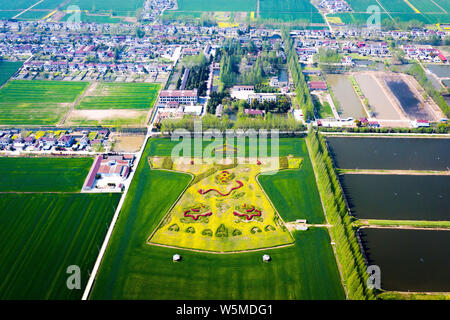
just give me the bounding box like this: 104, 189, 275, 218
340, 174, 450, 220
360, 228, 450, 292
326, 137, 450, 170
386, 79, 431, 120
427, 64, 450, 79
278, 69, 288, 83
354, 74, 401, 120
327, 74, 366, 119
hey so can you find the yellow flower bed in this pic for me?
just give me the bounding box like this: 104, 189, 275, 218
148, 157, 298, 252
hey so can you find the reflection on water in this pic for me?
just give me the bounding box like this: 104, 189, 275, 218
340, 174, 450, 220
386, 80, 431, 120
427, 64, 450, 78
327, 137, 450, 170
360, 229, 450, 292
327, 74, 365, 119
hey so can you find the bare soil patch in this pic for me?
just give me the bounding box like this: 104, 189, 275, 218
113, 135, 146, 153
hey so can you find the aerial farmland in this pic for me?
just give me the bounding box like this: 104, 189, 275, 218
0, 0, 449, 310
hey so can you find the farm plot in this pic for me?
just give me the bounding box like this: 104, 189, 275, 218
0, 157, 93, 192
408, 0, 446, 13
377, 0, 415, 13
0, 192, 121, 299
259, 0, 325, 23
0, 80, 88, 125
433, 0, 450, 12
76, 82, 160, 110
0, 0, 39, 10
354, 73, 402, 120
68, 82, 160, 126
174, 0, 256, 12
90, 138, 345, 299
70, 0, 146, 16
0, 61, 23, 86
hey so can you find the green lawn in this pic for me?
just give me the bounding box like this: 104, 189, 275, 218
90, 138, 344, 299
259, 168, 325, 224
76, 83, 161, 110
0, 61, 23, 86
0, 80, 88, 125
259, 0, 325, 23
70, 0, 145, 16
175, 0, 256, 12
0, 157, 93, 192
0, 192, 121, 299
146, 137, 309, 158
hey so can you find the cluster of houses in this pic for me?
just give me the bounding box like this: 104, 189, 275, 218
296, 38, 391, 63
0, 128, 111, 152
402, 45, 448, 63
140, 0, 175, 22
83, 154, 135, 192
319, 0, 352, 13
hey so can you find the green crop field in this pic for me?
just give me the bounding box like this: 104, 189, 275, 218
70, 0, 145, 16
0, 61, 23, 86
76, 83, 161, 110
338, 0, 450, 25
378, 0, 414, 13
259, 168, 325, 224
434, 0, 450, 12
259, 0, 325, 23
0, 1, 38, 10
61, 12, 123, 24
409, 0, 446, 13
0, 192, 121, 299
90, 138, 345, 299
175, 0, 257, 12
0, 157, 93, 192
0, 80, 88, 125
146, 137, 309, 157
0, 11, 21, 19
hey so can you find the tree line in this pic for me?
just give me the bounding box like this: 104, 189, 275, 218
281, 28, 316, 121
307, 130, 375, 300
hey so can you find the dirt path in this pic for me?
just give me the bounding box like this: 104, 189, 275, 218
359, 224, 450, 231
59, 82, 97, 126
340, 169, 450, 176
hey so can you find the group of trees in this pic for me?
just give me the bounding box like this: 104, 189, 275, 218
247, 95, 291, 113
307, 130, 375, 300
159, 113, 305, 133
218, 38, 284, 90
282, 28, 315, 121
318, 124, 449, 134
177, 53, 210, 96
